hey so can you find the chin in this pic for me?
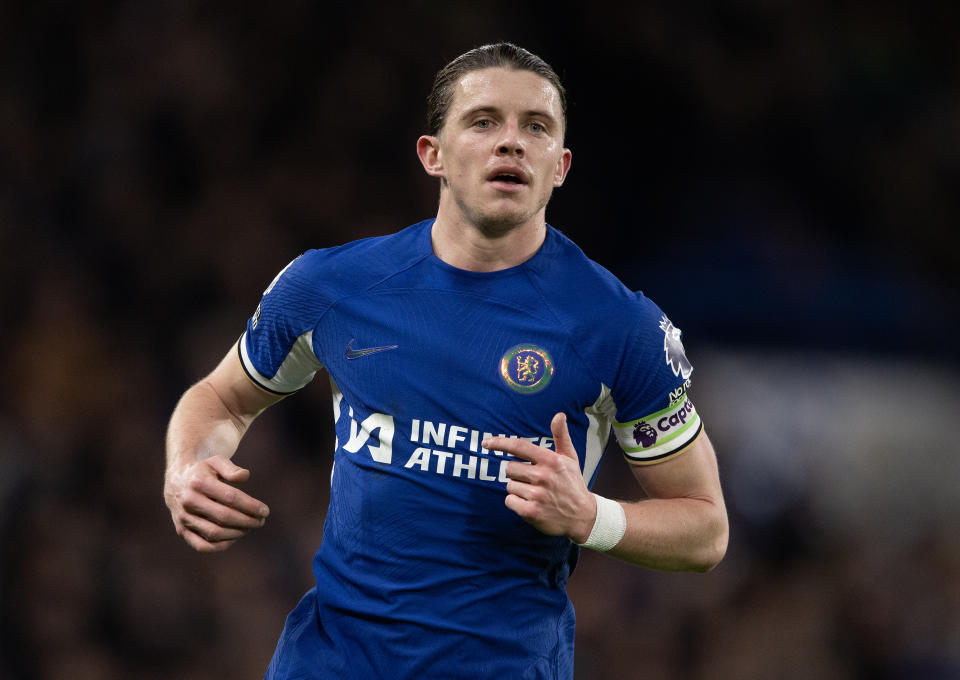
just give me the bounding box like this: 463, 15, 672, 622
451, 192, 545, 237
473, 217, 524, 238
472, 206, 542, 237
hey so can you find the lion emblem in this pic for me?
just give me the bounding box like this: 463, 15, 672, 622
632, 421, 658, 448
659, 316, 693, 379
516, 354, 540, 384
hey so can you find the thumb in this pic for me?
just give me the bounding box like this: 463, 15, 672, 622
550, 412, 577, 460
205, 454, 250, 483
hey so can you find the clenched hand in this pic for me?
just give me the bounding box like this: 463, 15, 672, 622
164, 455, 270, 552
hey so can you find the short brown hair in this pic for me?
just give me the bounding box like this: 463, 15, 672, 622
426, 42, 567, 136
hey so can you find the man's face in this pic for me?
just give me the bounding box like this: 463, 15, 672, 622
423, 67, 572, 235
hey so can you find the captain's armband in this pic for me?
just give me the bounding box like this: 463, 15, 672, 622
614, 395, 703, 465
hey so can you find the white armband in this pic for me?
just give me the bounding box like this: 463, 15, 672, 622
577, 493, 626, 552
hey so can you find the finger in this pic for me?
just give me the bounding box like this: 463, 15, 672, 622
504, 493, 539, 522
197, 476, 270, 519
550, 412, 577, 460
483, 436, 547, 464
503, 460, 538, 484
183, 492, 267, 530
506, 479, 542, 502
181, 526, 237, 553
181, 512, 248, 544
204, 454, 252, 484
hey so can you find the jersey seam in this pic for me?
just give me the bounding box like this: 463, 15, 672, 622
312, 223, 555, 342
331, 285, 559, 321
522, 265, 679, 439
520, 266, 609, 394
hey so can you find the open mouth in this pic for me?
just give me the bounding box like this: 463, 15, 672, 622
488, 168, 528, 186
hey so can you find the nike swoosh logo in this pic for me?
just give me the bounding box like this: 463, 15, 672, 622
345, 339, 399, 360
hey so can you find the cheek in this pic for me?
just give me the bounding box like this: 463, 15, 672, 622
444, 142, 480, 176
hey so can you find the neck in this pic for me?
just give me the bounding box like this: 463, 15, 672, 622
430, 209, 547, 273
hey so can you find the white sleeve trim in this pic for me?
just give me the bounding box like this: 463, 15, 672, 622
239, 329, 322, 394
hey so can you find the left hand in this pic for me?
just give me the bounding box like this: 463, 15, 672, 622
483, 413, 596, 543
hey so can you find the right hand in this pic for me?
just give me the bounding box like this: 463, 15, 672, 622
164, 455, 270, 552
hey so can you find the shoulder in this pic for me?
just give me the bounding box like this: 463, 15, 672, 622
296, 219, 431, 281
275, 220, 432, 302
529, 227, 686, 388
530, 226, 659, 327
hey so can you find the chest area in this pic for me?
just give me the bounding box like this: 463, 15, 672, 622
317, 289, 595, 429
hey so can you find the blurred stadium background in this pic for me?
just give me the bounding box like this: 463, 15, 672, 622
2, 2, 959, 678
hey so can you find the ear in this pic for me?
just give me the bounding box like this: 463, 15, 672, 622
553, 148, 572, 187
417, 135, 444, 178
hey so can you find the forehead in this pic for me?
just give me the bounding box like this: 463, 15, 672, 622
450, 67, 563, 122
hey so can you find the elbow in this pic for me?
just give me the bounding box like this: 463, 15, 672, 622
677, 496, 728, 573
692, 530, 728, 573
691, 512, 729, 573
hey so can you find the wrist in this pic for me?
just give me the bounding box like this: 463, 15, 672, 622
575, 493, 626, 552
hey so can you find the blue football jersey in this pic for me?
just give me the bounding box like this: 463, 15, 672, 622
241, 219, 702, 679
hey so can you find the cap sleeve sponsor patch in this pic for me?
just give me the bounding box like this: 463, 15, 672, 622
614, 394, 702, 464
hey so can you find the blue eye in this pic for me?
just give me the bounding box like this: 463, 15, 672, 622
475, 119, 491, 129
529, 122, 544, 133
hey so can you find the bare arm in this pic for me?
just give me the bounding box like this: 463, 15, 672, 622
164, 341, 284, 552
610, 433, 728, 571
486, 413, 728, 572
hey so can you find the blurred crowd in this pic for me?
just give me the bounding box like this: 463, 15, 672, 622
2, 1, 959, 678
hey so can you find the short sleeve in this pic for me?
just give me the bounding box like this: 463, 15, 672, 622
609, 300, 703, 465
239, 253, 326, 394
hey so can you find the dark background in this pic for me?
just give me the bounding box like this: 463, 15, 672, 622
2, 1, 959, 678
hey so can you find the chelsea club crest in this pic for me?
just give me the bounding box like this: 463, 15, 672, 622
499, 344, 555, 394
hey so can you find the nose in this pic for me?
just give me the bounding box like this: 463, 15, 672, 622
495, 121, 524, 157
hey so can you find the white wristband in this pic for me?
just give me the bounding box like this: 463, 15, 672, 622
577, 493, 626, 552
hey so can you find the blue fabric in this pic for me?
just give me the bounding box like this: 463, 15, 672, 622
246, 219, 692, 679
